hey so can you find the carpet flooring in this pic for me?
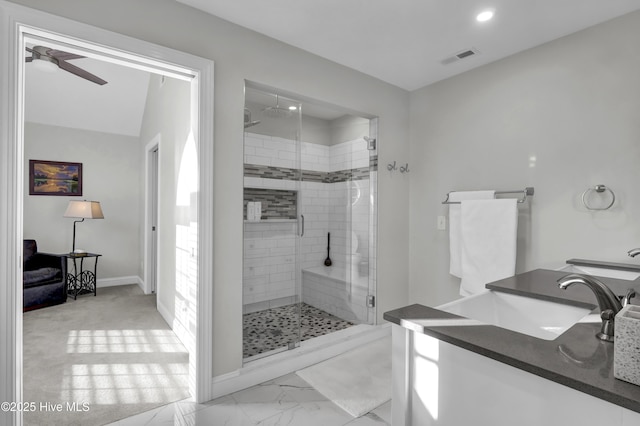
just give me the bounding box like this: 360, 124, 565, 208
22, 284, 189, 426
243, 303, 355, 358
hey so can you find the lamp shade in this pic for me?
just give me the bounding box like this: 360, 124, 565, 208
64, 200, 104, 219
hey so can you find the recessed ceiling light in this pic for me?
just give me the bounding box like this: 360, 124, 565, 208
476, 10, 495, 22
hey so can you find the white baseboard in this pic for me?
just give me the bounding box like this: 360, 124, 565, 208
156, 298, 175, 328
96, 276, 142, 288
156, 298, 193, 353
210, 323, 391, 400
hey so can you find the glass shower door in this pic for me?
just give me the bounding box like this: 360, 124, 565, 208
242, 86, 302, 361
243, 84, 378, 362
297, 114, 377, 330
340, 118, 377, 326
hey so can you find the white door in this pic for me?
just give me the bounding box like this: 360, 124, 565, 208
149, 145, 159, 293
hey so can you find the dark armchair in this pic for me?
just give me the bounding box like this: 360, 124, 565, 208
23, 239, 67, 311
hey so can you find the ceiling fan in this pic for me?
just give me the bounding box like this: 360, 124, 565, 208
25, 46, 108, 86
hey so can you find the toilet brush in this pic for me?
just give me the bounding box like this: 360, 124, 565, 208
324, 232, 332, 266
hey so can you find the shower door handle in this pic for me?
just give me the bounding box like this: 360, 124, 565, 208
300, 214, 305, 237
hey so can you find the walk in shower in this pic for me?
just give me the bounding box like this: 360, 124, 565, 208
243, 84, 378, 361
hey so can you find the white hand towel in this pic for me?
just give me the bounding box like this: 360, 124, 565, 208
459, 199, 518, 296
448, 191, 495, 277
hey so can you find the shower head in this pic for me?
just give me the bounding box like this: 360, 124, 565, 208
262, 94, 293, 119
244, 120, 261, 129
363, 136, 376, 150
244, 108, 261, 128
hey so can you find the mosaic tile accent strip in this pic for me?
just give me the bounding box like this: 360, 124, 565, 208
370, 155, 378, 171
244, 164, 300, 181
300, 169, 326, 183
324, 167, 370, 183
244, 163, 372, 183
243, 303, 354, 358
244, 188, 297, 220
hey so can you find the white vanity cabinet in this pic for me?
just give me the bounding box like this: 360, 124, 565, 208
391, 325, 640, 426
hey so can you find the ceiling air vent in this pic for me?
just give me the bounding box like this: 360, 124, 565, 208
441, 48, 479, 65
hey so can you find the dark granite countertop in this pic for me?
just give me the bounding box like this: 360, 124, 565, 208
384, 268, 640, 413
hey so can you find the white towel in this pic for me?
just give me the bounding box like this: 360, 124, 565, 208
459, 199, 518, 296
448, 191, 495, 277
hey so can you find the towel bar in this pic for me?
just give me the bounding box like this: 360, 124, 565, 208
442, 187, 534, 204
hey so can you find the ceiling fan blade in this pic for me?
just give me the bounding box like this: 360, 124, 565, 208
57, 60, 108, 85
47, 49, 85, 61
25, 46, 36, 62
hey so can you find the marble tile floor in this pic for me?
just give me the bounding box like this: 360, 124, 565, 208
107, 372, 391, 426
243, 303, 355, 358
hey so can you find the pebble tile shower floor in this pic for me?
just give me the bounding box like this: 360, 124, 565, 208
243, 303, 354, 358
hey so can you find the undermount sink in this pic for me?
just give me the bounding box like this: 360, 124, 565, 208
437, 290, 593, 341
558, 264, 640, 281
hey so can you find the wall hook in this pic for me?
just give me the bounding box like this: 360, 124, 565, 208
399, 163, 410, 173
387, 161, 397, 172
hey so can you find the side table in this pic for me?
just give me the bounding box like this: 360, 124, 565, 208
63, 252, 102, 299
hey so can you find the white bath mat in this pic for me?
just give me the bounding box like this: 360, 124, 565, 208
296, 335, 391, 417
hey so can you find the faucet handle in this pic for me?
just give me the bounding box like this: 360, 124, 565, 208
628, 248, 640, 258
622, 289, 637, 307
597, 309, 616, 342
600, 309, 615, 321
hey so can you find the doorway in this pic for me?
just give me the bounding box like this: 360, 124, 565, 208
0, 5, 215, 421
145, 139, 160, 295
21, 31, 193, 419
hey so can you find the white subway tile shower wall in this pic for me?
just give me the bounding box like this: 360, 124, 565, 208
244, 133, 369, 172
243, 221, 297, 306
243, 133, 375, 310
301, 268, 370, 323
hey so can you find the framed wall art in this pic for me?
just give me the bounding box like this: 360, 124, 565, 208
29, 160, 83, 196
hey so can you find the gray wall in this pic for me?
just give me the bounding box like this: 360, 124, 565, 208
245, 101, 369, 147
330, 115, 370, 146
138, 74, 192, 323
408, 11, 640, 306
9, 0, 411, 376
23, 122, 141, 280
243, 100, 308, 143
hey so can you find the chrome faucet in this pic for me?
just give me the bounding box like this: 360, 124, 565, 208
628, 248, 640, 258
557, 273, 623, 342
622, 288, 637, 307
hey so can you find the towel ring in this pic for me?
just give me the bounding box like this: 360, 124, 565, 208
582, 185, 615, 211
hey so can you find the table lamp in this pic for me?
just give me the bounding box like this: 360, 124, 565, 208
63, 200, 104, 254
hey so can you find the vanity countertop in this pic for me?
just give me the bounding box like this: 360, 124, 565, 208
384, 268, 640, 413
